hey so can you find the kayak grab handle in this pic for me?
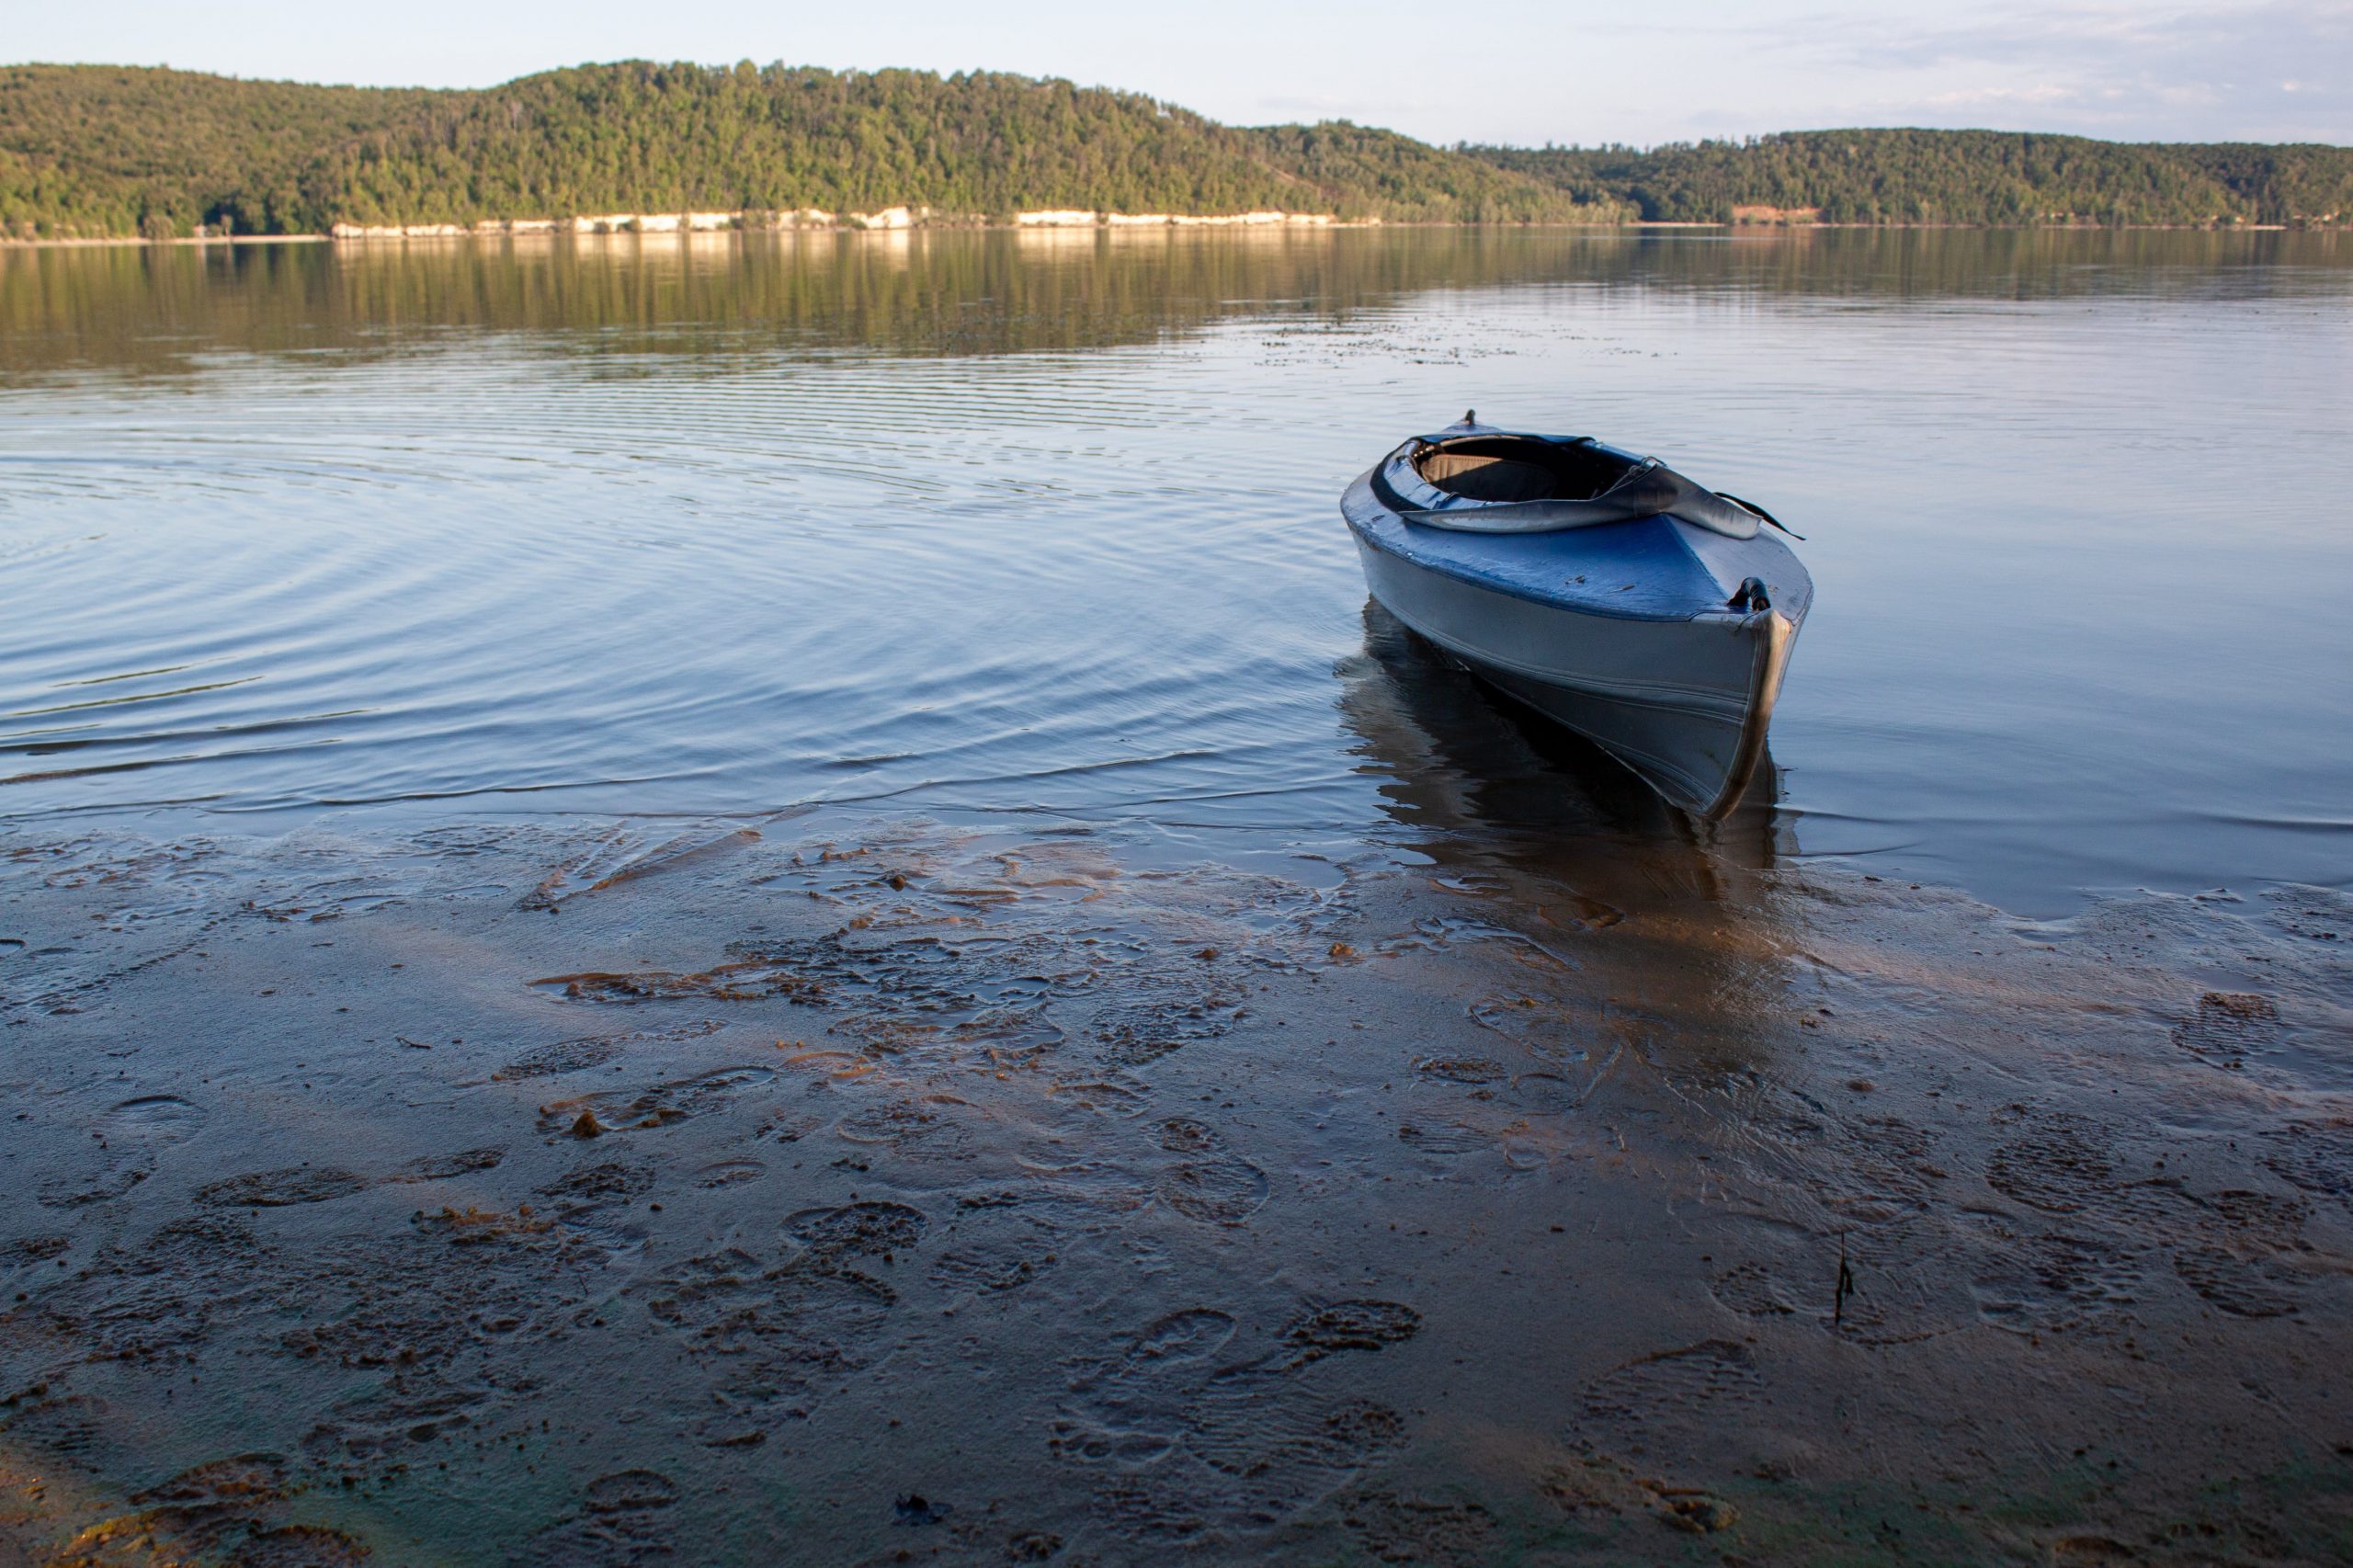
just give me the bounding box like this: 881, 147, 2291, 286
1730, 576, 1772, 611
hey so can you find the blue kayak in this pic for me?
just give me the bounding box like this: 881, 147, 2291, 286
1341, 414, 1813, 818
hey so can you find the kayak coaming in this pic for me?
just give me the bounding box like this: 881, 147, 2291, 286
1340, 430, 1812, 819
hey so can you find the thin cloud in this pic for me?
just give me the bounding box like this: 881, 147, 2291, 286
1646, 0, 2353, 142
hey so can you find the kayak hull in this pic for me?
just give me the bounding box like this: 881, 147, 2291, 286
1342, 432, 1810, 820
1352, 535, 1792, 818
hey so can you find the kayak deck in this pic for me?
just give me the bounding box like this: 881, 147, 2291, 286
1346, 473, 1756, 622
1339, 421, 1814, 819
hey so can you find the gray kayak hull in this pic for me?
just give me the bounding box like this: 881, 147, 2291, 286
1350, 533, 1797, 819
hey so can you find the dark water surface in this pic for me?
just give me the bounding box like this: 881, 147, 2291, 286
3, 228, 2350, 912
8, 229, 2353, 1565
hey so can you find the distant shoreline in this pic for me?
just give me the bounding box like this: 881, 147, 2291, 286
8, 64, 2347, 244
0, 219, 2314, 250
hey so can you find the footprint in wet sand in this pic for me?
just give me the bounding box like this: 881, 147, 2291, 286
1394, 1122, 1487, 1158
641, 1246, 898, 1366
494, 1034, 623, 1080
1045, 1071, 1155, 1119
954, 1162, 1155, 1227
928, 1232, 1060, 1296
226, 1522, 374, 1565
196, 1166, 371, 1209
1157, 1117, 1220, 1153
1414, 1055, 1506, 1085
1155, 1158, 1271, 1226
1713, 1226, 1963, 1346
1341, 1491, 1497, 1568
1279, 1299, 1423, 1367
1182, 1392, 1408, 1516
833, 1096, 995, 1187
785, 1200, 928, 1262
531, 960, 823, 1006
38, 1158, 154, 1209
40, 1214, 269, 1363
0, 1390, 119, 1471
1579, 1340, 1761, 1451
1968, 1219, 2148, 1337
535, 1064, 776, 1135
99, 1093, 208, 1144
1091, 997, 1243, 1068
518, 1468, 680, 1565
1821, 1115, 1946, 1223
2171, 991, 2282, 1069
2172, 1243, 2306, 1318
1054, 1307, 1241, 1466
0, 1233, 70, 1268
2264, 1119, 2353, 1210
46, 1451, 370, 1567
1129, 1305, 1243, 1361
1540, 1449, 1742, 1538
635, 1224, 908, 1431
2169, 1188, 2316, 1318
384, 1147, 505, 1184
1709, 1261, 1797, 1319
537, 1162, 654, 1206
1985, 1112, 2119, 1214
1056, 1301, 1416, 1540
492, 1019, 722, 1082
1465, 994, 1597, 1067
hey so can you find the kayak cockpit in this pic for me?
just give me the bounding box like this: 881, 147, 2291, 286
1414, 436, 1634, 504
1385, 427, 1769, 542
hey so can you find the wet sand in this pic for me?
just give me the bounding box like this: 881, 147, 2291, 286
6, 224, 2353, 1566
4, 798, 2349, 1565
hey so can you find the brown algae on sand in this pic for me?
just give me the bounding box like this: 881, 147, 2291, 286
2, 814, 2351, 1562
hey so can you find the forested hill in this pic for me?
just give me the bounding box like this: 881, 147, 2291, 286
5, 65, 2347, 241
0, 62, 1616, 238
1465, 131, 2353, 227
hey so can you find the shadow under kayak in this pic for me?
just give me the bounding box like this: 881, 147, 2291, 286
1341, 415, 1813, 820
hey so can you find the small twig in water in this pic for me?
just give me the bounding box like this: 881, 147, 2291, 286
1833, 1231, 1858, 1327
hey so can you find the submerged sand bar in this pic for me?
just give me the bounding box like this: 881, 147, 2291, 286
4, 805, 2348, 1562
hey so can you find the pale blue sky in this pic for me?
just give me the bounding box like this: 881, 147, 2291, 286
11, 0, 2348, 144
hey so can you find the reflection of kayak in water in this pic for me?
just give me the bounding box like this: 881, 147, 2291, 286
1342, 414, 1813, 820
1337, 600, 1796, 891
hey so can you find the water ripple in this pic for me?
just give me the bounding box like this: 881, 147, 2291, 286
4, 230, 2350, 912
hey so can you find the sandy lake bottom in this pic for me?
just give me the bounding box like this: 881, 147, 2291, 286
4, 801, 2350, 1563
4, 229, 2352, 1562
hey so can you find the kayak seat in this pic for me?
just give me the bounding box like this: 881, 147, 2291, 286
1419, 453, 1554, 501
1416, 436, 1632, 503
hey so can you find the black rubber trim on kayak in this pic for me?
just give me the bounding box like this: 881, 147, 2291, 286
1367, 440, 1425, 516
1379, 437, 1766, 541
1716, 492, 1804, 540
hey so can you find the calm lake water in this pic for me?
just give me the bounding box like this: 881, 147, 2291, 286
4, 228, 2349, 913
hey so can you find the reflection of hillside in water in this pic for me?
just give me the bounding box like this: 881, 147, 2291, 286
1, 227, 1563, 378
1336, 600, 1796, 897
3, 225, 2344, 380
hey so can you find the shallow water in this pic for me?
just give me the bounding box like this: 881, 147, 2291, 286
3, 227, 2349, 912
5, 232, 2353, 1564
